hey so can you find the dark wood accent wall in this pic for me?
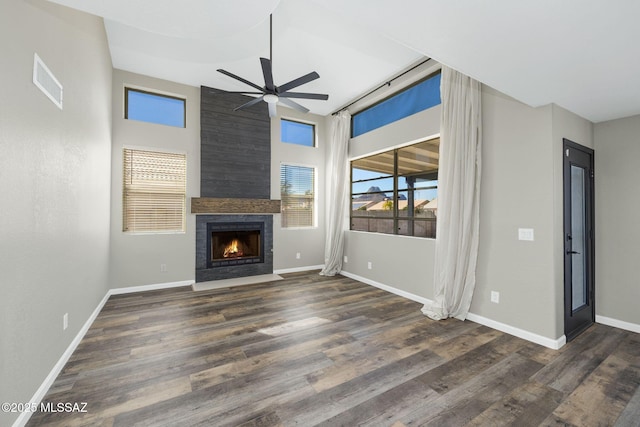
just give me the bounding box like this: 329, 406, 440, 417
200, 86, 271, 199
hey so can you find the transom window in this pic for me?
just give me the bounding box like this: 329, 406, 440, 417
281, 119, 315, 147
351, 138, 439, 238
352, 72, 441, 138
125, 88, 186, 128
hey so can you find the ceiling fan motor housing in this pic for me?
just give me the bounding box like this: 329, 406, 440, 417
216, 14, 328, 117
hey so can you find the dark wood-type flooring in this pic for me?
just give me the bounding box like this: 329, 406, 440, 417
27, 271, 640, 426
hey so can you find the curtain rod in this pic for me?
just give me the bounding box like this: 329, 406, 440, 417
331, 57, 432, 116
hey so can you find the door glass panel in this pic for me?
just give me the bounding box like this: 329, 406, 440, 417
570, 165, 587, 311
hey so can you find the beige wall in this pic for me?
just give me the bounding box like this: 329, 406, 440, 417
473, 88, 556, 338
109, 74, 329, 282
594, 115, 640, 326
475, 94, 592, 340
0, 1, 112, 425
109, 70, 200, 288
109, 73, 329, 284
271, 109, 328, 271
344, 83, 597, 344
343, 105, 441, 299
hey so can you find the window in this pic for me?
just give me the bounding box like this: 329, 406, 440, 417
352, 72, 441, 137
280, 164, 316, 228
281, 119, 315, 147
351, 138, 439, 238
125, 88, 186, 128
123, 148, 187, 233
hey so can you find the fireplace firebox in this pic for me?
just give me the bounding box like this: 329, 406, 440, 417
206, 222, 264, 268
196, 215, 273, 282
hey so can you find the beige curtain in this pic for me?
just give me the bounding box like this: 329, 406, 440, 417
422, 66, 482, 320
320, 110, 351, 276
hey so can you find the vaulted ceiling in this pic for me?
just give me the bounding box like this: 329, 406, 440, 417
47, 0, 640, 122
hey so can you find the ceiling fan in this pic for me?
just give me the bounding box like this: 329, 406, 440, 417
216, 14, 329, 117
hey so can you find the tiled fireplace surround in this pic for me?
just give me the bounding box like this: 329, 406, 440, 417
195, 214, 274, 282
193, 87, 279, 283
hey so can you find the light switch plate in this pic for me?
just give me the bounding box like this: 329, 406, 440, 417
518, 228, 534, 241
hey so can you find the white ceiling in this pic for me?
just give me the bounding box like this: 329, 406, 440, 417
48, 0, 640, 122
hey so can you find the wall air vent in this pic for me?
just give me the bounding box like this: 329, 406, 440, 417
33, 53, 63, 109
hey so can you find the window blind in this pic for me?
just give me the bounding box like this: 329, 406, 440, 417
280, 164, 315, 228
123, 148, 187, 233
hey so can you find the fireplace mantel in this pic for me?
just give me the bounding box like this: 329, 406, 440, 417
191, 197, 281, 214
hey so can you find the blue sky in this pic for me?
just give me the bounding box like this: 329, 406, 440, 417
127, 90, 185, 128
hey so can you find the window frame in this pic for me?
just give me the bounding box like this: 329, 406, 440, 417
351, 71, 441, 138
280, 162, 317, 229
124, 87, 187, 128
122, 146, 187, 234
350, 138, 439, 239
280, 118, 317, 148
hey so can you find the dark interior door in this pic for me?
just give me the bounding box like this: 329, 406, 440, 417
563, 139, 595, 341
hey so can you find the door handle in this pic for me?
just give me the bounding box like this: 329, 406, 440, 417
566, 250, 580, 255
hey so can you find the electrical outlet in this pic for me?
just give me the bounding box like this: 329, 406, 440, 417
367, 261, 372, 270
63, 313, 68, 330
343, 255, 348, 263
296, 252, 301, 259
160, 263, 167, 272
491, 291, 500, 304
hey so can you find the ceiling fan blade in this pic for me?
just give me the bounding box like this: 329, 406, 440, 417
279, 92, 329, 100
219, 14, 325, 118
217, 69, 265, 92
260, 58, 275, 92
234, 96, 264, 112
277, 71, 320, 94
278, 97, 310, 114
268, 101, 277, 118
208, 88, 264, 95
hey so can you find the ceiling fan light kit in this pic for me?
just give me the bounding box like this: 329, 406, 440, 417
263, 94, 278, 104
217, 14, 328, 117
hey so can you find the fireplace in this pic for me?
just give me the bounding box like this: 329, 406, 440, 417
207, 222, 264, 268
196, 215, 273, 282
195, 90, 276, 283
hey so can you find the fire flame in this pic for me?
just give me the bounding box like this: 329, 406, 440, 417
223, 239, 244, 258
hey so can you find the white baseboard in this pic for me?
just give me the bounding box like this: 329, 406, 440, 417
110, 279, 194, 295
12, 279, 194, 427
340, 270, 566, 350
274, 265, 325, 275
465, 313, 566, 350
13, 291, 111, 427
340, 271, 432, 306
193, 274, 282, 291
596, 315, 640, 334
